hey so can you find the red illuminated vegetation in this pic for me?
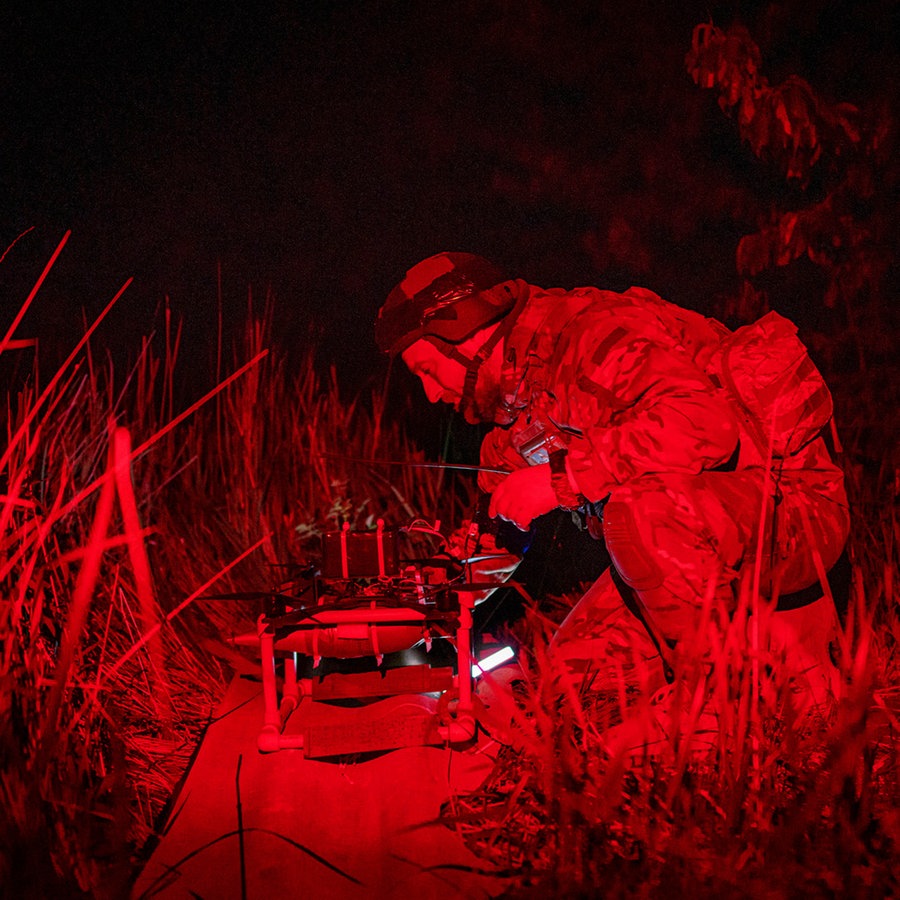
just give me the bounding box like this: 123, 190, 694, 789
2, 15, 898, 900
0, 248, 482, 895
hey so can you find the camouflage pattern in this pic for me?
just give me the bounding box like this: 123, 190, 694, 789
476, 282, 850, 705
547, 569, 667, 697
478, 283, 743, 497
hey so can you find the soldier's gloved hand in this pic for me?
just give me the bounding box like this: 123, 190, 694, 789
488, 464, 557, 531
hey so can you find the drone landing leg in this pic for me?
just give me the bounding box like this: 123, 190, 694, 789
438, 591, 477, 744
258, 625, 304, 752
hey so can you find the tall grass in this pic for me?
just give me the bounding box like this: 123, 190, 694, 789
0, 280, 258, 895
0, 249, 475, 897
451, 591, 898, 897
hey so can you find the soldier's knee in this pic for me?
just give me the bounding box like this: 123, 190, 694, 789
603, 499, 664, 591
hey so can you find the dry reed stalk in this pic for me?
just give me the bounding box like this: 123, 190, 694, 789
0, 279, 132, 476
0, 231, 68, 357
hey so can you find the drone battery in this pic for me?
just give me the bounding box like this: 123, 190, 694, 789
322, 522, 399, 578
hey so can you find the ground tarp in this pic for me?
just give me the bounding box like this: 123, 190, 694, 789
132, 673, 508, 899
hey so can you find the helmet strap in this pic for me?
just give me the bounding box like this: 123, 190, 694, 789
458, 288, 528, 415
422, 283, 526, 418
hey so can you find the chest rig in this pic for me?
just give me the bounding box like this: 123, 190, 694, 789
500, 290, 615, 535
502, 289, 593, 465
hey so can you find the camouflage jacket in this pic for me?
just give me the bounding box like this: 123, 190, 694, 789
477, 281, 839, 501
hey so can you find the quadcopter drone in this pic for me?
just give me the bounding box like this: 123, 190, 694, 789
221, 518, 519, 755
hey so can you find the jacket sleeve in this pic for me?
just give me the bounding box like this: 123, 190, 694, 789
560, 322, 740, 502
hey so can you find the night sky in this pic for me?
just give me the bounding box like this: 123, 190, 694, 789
1, 1, 896, 395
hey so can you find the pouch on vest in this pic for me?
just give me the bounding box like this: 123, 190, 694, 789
709, 310, 833, 459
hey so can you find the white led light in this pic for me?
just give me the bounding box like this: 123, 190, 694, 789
471, 645, 515, 677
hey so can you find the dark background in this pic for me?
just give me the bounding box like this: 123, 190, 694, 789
1, 0, 896, 408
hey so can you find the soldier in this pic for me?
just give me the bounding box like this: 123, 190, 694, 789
375, 251, 850, 756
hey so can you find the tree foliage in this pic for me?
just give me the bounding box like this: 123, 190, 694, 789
686, 22, 868, 183
685, 19, 897, 394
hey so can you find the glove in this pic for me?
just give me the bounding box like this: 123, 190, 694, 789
488, 464, 558, 530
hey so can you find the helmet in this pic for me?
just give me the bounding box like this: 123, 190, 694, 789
375, 252, 513, 355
